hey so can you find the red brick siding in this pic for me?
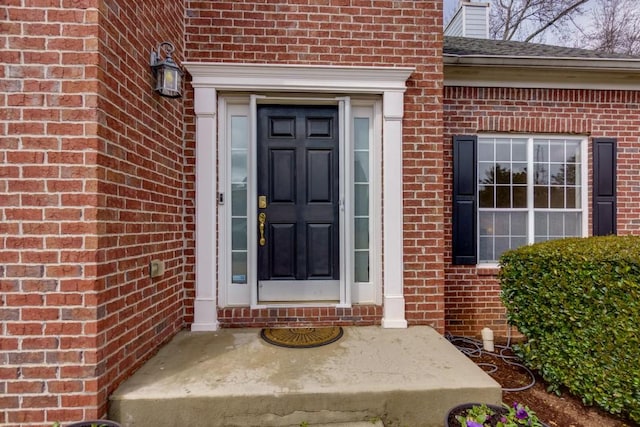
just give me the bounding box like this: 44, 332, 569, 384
183, 0, 446, 331
1, 0, 186, 424
443, 86, 640, 337
1, 1, 102, 425
94, 0, 186, 420
219, 306, 382, 328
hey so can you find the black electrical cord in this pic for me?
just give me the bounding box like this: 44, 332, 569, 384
445, 329, 537, 392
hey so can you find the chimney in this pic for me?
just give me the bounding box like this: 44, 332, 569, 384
444, 1, 490, 39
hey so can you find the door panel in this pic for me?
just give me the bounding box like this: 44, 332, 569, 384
270, 150, 296, 202
306, 223, 334, 278
270, 223, 296, 278
257, 105, 340, 302
307, 150, 334, 202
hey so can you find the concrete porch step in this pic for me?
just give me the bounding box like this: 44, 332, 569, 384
109, 326, 500, 427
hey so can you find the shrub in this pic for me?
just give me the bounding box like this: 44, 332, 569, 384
499, 236, 640, 422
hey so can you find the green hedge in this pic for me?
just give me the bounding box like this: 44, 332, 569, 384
499, 236, 640, 422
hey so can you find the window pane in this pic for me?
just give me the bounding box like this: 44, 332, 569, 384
354, 184, 369, 216
494, 212, 510, 235
512, 163, 527, 184
231, 183, 247, 216
479, 212, 494, 236
549, 212, 565, 236
534, 142, 549, 162
479, 185, 494, 208
496, 140, 511, 161
534, 212, 548, 240
231, 151, 247, 183
232, 252, 247, 284
534, 186, 548, 208
566, 164, 577, 185
513, 186, 526, 208
512, 140, 527, 161
478, 142, 494, 161
511, 236, 527, 249
232, 218, 247, 250
496, 186, 511, 208
550, 142, 565, 162
495, 163, 511, 184
231, 116, 248, 149
534, 164, 548, 185
354, 218, 369, 250
566, 187, 579, 208
565, 212, 582, 236
494, 237, 511, 260
550, 186, 565, 208
354, 118, 369, 149
354, 151, 369, 183
549, 164, 564, 185
566, 141, 580, 162
479, 237, 494, 262
354, 251, 369, 282
511, 213, 527, 236
479, 162, 495, 184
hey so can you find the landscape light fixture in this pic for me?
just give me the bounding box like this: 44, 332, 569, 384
150, 41, 183, 98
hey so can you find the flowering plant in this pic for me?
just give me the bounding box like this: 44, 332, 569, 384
455, 402, 544, 427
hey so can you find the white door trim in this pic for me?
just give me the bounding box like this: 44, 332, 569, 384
186, 63, 414, 331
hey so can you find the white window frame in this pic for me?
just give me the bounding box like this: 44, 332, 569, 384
477, 134, 589, 267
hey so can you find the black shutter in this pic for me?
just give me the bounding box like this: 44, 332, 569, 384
593, 138, 617, 236
452, 135, 477, 265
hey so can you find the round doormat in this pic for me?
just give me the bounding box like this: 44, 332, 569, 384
260, 327, 343, 348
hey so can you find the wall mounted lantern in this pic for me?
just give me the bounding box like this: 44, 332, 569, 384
150, 41, 183, 98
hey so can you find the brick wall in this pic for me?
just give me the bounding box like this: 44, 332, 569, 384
1, 0, 186, 424
2, 1, 102, 424
94, 0, 186, 419
183, 0, 446, 331
443, 86, 640, 337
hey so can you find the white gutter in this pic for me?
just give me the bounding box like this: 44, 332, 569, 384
444, 53, 640, 72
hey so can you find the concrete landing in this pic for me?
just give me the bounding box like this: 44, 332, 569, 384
109, 326, 500, 427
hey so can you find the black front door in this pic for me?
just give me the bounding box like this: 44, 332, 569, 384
257, 105, 340, 302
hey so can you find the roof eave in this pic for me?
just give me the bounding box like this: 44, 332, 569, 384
443, 54, 640, 71
443, 54, 640, 90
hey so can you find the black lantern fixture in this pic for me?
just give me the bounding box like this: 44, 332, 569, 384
150, 41, 183, 98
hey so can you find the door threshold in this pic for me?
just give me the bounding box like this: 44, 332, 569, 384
253, 301, 350, 309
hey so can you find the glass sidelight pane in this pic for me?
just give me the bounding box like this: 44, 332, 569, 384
355, 218, 369, 250
231, 152, 247, 183
353, 115, 370, 283
232, 252, 247, 284
354, 118, 369, 149
354, 151, 369, 182
354, 184, 369, 216
231, 183, 247, 216
355, 251, 369, 282
232, 218, 247, 250
230, 115, 249, 286
231, 116, 248, 149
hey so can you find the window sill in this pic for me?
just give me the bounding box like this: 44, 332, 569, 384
476, 264, 500, 276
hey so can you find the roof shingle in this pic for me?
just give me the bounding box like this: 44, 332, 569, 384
444, 36, 640, 60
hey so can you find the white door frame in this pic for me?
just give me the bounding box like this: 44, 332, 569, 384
185, 62, 414, 331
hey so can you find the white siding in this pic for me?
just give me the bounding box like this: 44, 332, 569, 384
444, 2, 489, 39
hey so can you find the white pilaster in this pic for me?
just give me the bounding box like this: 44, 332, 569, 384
191, 87, 219, 332
381, 90, 407, 328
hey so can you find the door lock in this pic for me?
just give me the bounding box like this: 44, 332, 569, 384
258, 195, 267, 209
